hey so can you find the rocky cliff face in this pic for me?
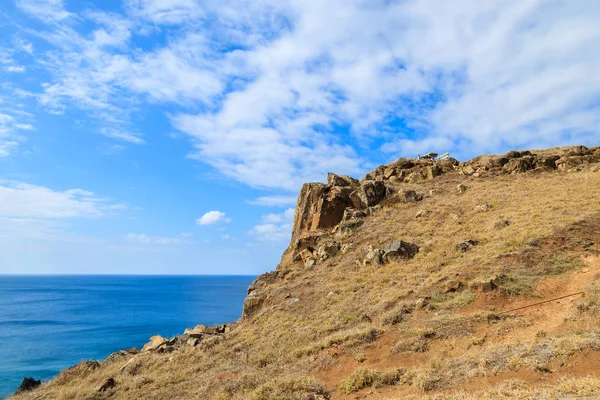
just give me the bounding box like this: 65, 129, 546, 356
243, 145, 600, 318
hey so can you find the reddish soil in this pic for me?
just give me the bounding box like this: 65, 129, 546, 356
317, 255, 600, 399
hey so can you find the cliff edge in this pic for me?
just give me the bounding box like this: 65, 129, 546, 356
12, 144, 600, 400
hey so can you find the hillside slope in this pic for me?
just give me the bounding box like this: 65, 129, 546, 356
12, 145, 600, 400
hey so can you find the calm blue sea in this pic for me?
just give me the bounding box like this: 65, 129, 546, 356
0, 275, 256, 399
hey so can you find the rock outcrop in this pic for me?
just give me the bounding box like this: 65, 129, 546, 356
15, 377, 41, 395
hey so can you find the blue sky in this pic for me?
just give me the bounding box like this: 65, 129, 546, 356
1, 0, 599, 274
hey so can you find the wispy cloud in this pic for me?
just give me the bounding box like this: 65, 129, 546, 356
6, 0, 600, 190
124, 233, 192, 245
0, 179, 124, 239
15, 0, 72, 23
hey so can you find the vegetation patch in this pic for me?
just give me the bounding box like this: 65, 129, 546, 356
339, 367, 404, 394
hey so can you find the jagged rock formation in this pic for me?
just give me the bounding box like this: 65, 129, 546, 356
244, 145, 600, 319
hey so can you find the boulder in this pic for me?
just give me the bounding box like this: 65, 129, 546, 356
335, 219, 364, 237
404, 170, 425, 183
327, 173, 359, 187
98, 378, 116, 392
361, 245, 385, 266
556, 156, 590, 171
457, 184, 468, 194
456, 240, 479, 252
437, 158, 459, 171
247, 271, 279, 295
314, 242, 340, 261
504, 158, 532, 174
398, 189, 423, 203
15, 377, 41, 394
560, 145, 590, 157
242, 295, 264, 319
534, 155, 560, 170
444, 280, 463, 293
350, 181, 387, 209
425, 165, 442, 180
142, 335, 168, 352
343, 208, 367, 220
391, 158, 415, 169
471, 275, 502, 292
458, 164, 476, 176
503, 150, 523, 159
383, 167, 397, 180
383, 241, 419, 262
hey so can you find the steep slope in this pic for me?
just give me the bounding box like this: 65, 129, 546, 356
12, 145, 600, 400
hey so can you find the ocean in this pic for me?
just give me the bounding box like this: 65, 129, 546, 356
0, 275, 256, 399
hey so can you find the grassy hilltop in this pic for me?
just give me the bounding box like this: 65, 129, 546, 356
13, 145, 600, 400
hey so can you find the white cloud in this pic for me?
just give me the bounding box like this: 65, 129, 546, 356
0, 179, 124, 239
0, 110, 34, 157
0, 180, 122, 219
0, 141, 19, 157
9, 0, 600, 192
196, 210, 230, 226
124, 233, 186, 245
221, 234, 236, 240
16, 0, 72, 23
247, 195, 299, 207
125, 0, 203, 24
6, 65, 26, 73
251, 208, 295, 242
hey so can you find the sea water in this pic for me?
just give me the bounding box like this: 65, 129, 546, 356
0, 275, 255, 398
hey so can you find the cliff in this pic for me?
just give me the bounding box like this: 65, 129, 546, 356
12, 144, 600, 400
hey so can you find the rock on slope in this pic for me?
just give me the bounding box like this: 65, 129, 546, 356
11, 144, 600, 400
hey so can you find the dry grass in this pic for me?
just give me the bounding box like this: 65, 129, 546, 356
11, 165, 600, 400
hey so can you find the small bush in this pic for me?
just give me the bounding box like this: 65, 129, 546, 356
339, 367, 404, 394
249, 376, 330, 400
498, 274, 535, 296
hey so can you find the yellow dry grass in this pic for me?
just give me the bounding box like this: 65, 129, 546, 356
11, 166, 600, 400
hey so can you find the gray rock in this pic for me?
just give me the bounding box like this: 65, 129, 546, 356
327, 173, 359, 187
242, 295, 264, 319
383, 241, 419, 262
457, 184, 468, 194
398, 189, 423, 203
350, 181, 388, 209
504, 157, 532, 174
314, 242, 340, 261
361, 245, 385, 266
456, 240, 479, 252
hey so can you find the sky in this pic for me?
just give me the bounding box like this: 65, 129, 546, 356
0, 0, 599, 275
